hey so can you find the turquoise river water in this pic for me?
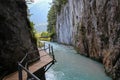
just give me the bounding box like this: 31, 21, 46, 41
44, 42, 112, 80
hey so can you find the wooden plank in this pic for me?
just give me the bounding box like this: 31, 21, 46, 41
29, 50, 53, 73
3, 50, 53, 80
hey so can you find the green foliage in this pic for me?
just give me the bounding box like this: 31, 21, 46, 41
47, 5, 56, 34
41, 32, 50, 37
34, 32, 52, 41
29, 22, 44, 47
39, 37, 51, 41
54, 0, 68, 13
28, 9, 42, 47
40, 32, 54, 41
47, 0, 68, 40
29, 21, 38, 44
30, 21, 37, 34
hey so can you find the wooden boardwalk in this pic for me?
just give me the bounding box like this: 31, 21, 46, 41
3, 50, 53, 80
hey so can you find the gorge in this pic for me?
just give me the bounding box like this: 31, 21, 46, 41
54, 0, 120, 79
0, 0, 120, 80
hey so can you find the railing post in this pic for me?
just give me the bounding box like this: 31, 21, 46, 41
26, 62, 30, 80
51, 46, 53, 55
51, 46, 55, 63
18, 63, 22, 80
44, 42, 45, 51
49, 44, 50, 54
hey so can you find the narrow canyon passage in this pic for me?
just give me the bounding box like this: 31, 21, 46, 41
45, 42, 112, 80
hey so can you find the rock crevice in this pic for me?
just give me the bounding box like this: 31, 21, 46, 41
56, 0, 120, 79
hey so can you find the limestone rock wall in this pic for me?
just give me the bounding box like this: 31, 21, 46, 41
56, 0, 120, 79
0, 0, 39, 74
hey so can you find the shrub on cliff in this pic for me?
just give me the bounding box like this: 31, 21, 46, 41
47, 5, 56, 36
54, 0, 68, 12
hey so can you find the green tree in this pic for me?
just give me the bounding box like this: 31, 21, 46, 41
47, 0, 68, 39
47, 5, 56, 34
54, 0, 68, 13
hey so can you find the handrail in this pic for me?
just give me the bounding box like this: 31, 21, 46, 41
18, 43, 56, 80
20, 53, 28, 64
18, 63, 40, 80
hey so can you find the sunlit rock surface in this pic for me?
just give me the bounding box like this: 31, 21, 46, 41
56, 0, 120, 79
0, 0, 39, 74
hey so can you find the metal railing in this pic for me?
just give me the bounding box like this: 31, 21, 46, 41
18, 43, 56, 80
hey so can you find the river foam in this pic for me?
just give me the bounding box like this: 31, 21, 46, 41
44, 42, 111, 80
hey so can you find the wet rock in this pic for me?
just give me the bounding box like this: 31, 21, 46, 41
56, 0, 120, 79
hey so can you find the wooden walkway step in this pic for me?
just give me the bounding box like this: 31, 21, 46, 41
3, 50, 53, 80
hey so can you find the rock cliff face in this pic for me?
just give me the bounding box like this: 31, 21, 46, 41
56, 0, 120, 79
0, 0, 39, 74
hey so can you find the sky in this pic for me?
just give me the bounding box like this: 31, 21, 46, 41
27, 0, 52, 32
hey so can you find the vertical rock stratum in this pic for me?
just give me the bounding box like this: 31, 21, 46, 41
56, 0, 120, 79
0, 0, 39, 75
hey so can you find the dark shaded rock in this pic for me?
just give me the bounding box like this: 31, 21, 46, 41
0, 0, 39, 74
